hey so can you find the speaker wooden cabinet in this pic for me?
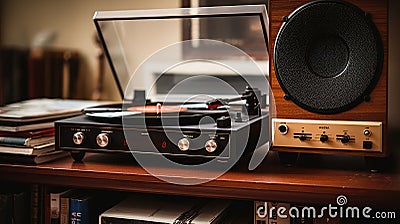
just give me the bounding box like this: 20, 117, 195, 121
269, 0, 400, 166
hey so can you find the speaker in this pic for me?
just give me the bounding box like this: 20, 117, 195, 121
270, 0, 400, 163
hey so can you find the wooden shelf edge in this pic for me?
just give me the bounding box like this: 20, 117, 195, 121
0, 163, 398, 210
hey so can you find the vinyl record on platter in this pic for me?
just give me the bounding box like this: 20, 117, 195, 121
127, 104, 187, 114
82, 103, 229, 126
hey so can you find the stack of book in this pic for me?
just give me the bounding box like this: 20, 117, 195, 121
0, 128, 63, 164
49, 189, 124, 224
0, 98, 109, 164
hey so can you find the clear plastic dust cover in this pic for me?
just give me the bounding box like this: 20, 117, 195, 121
93, 5, 270, 104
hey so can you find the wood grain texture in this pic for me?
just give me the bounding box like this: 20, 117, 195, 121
0, 152, 399, 209
269, 0, 389, 156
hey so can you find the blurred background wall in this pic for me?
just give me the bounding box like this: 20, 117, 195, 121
0, 0, 180, 101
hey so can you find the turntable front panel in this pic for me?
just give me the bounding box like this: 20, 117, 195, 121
55, 113, 269, 164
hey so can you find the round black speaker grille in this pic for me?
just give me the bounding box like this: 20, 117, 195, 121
274, 0, 383, 114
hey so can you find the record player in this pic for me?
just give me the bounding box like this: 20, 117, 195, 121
55, 5, 272, 166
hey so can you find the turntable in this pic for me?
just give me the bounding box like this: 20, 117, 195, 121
55, 5, 272, 166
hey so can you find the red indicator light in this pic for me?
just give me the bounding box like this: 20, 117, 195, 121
162, 141, 167, 149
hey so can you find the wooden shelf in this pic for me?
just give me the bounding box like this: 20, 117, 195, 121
0, 151, 399, 209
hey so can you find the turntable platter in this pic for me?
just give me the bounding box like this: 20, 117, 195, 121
82, 103, 230, 126
127, 104, 187, 114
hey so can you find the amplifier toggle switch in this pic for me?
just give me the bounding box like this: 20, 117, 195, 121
96, 133, 109, 147
336, 134, 354, 144
293, 132, 312, 141
73, 132, 84, 145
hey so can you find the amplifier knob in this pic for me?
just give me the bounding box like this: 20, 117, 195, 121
363, 129, 372, 137
205, 139, 217, 153
320, 134, 329, 143
340, 135, 351, 144
278, 124, 288, 135
73, 132, 84, 145
178, 138, 190, 151
96, 133, 109, 147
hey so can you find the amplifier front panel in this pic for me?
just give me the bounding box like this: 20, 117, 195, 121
272, 119, 382, 152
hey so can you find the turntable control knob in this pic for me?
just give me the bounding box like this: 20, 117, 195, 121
205, 139, 217, 153
178, 138, 190, 151
73, 132, 84, 145
96, 133, 109, 147
340, 135, 351, 144
320, 134, 329, 142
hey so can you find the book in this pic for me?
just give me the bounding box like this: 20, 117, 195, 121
27, 49, 80, 99
219, 201, 253, 224
0, 193, 12, 223
49, 189, 71, 224
0, 189, 28, 224
255, 201, 294, 224
28, 49, 45, 99
99, 194, 231, 224
0, 143, 54, 155
70, 193, 91, 224
0, 127, 54, 138
60, 191, 73, 224
0, 98, 109, 122
31, 184, 45, 224
0, 136, 54, 147
269, 202, 291, 224
0, 47, 29, 105
0, 121, 54, 132
60, 190, 93, 224
63, 51, 80, 99
10, 48, 29, 104
255, 200, 269, 224
0, 98, 111, 132
59, 190, 123, 224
